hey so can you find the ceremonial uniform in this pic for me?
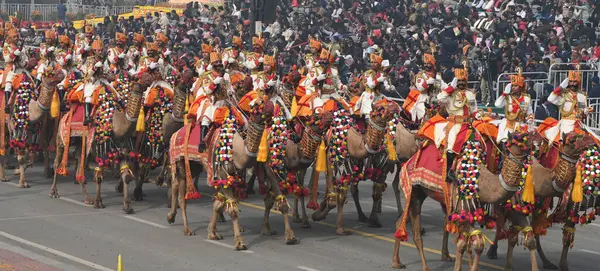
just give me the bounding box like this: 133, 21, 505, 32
107, 33, 131, 72
494, 74, 533, 143
1, 27, 28, 101
353, 53, 395, 118
244, 36, 265, 81
403, 54, 439, 122
127, 33, 147, 73
222, 36, 245, 70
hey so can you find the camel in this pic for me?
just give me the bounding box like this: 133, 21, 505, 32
50, 72, 152, 212
309, 102, 399, 235
0, 65, 64, 188
487, 133, 597, 271
167, 98, 274, 251
257, 111, 333, 244
392, 130, 537, 271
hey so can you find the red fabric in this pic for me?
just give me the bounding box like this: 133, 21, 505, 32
450, 124, 472, 153
553, 87, 561, 95
540, 146, 559, 169
445, 86, 455, 94
400, 144, 445, 203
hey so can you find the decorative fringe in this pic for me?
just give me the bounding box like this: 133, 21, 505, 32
0, 91, 5, 156
50, 91, 60, 118
445, 221, 458, 234
257, 129, 268, 162
315, 140, 326, 172
183, 95, 190, 126
183, 123, 200, 200
394, 194, 411, 241
386, 133, 397, 161
291, 96, 298, 117
75, 131, 86, 183
136, 107, 145, 132
522, 165, 535, 203
57, 110, 73, 176
532, 212, 552, 236
571, 166, 583, 203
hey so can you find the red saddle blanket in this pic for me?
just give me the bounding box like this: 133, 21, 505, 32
170, 124, 216, 185
400, 144, 446, 203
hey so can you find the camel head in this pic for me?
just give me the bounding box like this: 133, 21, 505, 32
283, 69, 301, 89
41, 66, 65, 87
177, 68, 195, 91
562, 132, 597, 157
369, 102, 399, 125
134, 72, 154, 93
504, 130, 538, 158
249, 100, 274, 124
308, 110, 333, 135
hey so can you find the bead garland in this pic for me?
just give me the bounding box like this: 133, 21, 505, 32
115, 71, 131, 108
327, 109, 353, 165
93, 88, 118, 144
141, 86, 173, 169
10, 77, 38, 149
215, 112, 237, 163
568, 146, 600, 225
503, 136, 536, 214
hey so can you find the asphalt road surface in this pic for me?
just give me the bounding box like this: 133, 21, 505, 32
1, 163, 600, 271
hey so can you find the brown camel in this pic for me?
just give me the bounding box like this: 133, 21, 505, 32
309, 102, 399, 235
1, 66, 64, 188
257, 111, 333, 244
50, 72, 152, 212
167, 99, 274, 251
392, 130, 537, 271
487, 133, 597, 271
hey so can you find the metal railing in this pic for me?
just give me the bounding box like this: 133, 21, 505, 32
495, 72, 549, 99
548, 62, 600, 94
0, 4, 139, 21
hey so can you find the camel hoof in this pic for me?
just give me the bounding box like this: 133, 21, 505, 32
234, 244, 248, 251
84, 198, 94, 205
167, 213, 176, 224
49, 190, 60, 198
94, 201, 105, 209
367, 219, 382, 228
239, 226, 245, 233
301, 220, 311, 228
183, 227, 196, 236
392, 262, 406, 269
487, 245, 498, 259
18, 183, 30, 188
0, 177, 8, 182
543, 262, 558, 270
357, 214, 368, 223
132, 189, 144, 201
122, 207, 135, 214
336, 228, 351, 236
115, 182, 123, 193
286, 237, 298, 245
441, 254, 453, 262
312, 211, 326, 221
261, 226, 277, 236
208, 233, 223, 240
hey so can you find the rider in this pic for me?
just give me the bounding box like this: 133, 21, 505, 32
1, 26, 26, 108
245, 36, 265, 81
67, 38, 111, 124
418, 67, 479, 180
127, 33, 146, 72
108, 32, 130, 72
538, 70, 595, 143
494, 72, 534, 143
222, 36, 245, 71
36, 30, 58, 81
353, 50, 395, 121
302, 38, 321, 75
403, 53, 439, 122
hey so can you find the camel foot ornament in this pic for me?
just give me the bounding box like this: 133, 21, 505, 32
207, 232, 223, 240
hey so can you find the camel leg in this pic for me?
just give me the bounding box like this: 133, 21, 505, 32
296, 169, 310, 228
279, 195, 298, 244
312, 162, 336, 221
505, 231, 518, 271
222, 188, 246, 250
368, 182, 384, 228
261, 192, 276, 236
392, 165, 403, 217
535, 235, 558, 270
172, 162, 194, 235
292, 169, 305, 223
441, 228, 452, 261
120, 162, 135, 214
246, 165, 257, 194
93, 168, 105, 209
334, 185, 351, 235
523, 231, 539, 271
350, 183, 368, 222
558, 223, 575, 271
488, 212, 506, 260
392, 237, 407, 269
49, 144, 64, 198
17, 151, 29, 188
206, 189, 224, 240
409, 190, 429, 271
454, 233, 468, 271
132, 166, 147, 201
0, 156, 8, 182
167, 165, 179, 224
470, 231, 485, 271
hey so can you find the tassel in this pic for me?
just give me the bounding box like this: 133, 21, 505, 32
315, 140, 326, 172
386, 133, 397, 161
572, 165, 583, 203
50, 91, 60, 118
522, 165, 535, 203
257, 129, 268, 162
136, 107, 145, 132
291, 96, 298, 117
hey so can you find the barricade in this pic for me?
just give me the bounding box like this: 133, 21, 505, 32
548, 62, 600, 94
495, 72, 549, 99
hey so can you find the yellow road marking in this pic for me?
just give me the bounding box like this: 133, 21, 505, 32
200, 193, 504, 270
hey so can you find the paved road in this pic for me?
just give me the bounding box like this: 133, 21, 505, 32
1, 164, 600, 271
